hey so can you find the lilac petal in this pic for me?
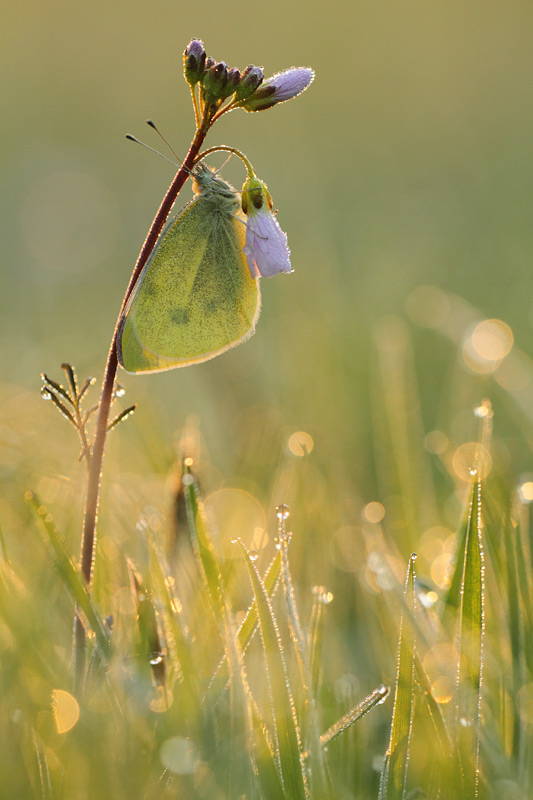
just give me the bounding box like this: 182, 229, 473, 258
243, 210, 292, 278
265, 67, 314, 102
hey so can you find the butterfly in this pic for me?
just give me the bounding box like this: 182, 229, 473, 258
117, 163, 261, 373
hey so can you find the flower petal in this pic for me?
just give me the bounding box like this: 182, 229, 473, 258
243, 210, 292, 278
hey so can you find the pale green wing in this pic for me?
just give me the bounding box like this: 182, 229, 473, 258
118, 196, 261, 373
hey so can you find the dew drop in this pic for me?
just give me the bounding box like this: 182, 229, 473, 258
276, 504, 290, 520
468, 466, 478, 477
150, 652, 164, 666
115, 385, 126, 397
249, 549, 259, 561
41, 390, 52, 400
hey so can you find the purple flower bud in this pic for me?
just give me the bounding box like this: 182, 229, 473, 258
241, 177, 292, 278
202, 61, 230, 105
234, 65, 264, 102
241, 67, 314, 112
183, 39, 206, 86
221, 67, 241, 101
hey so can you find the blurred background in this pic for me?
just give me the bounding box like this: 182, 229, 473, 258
2, 0, 533, 776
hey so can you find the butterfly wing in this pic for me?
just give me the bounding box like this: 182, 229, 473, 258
118, 194, 261, 373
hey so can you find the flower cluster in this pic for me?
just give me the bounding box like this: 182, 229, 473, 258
183, 39, 314, 124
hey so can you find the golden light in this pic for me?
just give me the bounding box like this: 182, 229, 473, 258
495, 349, 533, 392
204, 489, 266, 558
287, 431, 314, 457
51, 689, 80, 734
431, 676, 454, 704
462, 318, 513, 374
431, 553, 453, 589
519, 482, 533, 503
362, 501, 385, 523
452, 442, 492, 482
420, 526, 453, 561
471, 319, 513, 360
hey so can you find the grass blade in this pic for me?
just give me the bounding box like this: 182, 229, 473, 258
181, 460, 227, 637
309, 585, 333, 699
380, 553, 417, 799
456, 477, 484, 796
147, 531, 197, 699
319, 684, 390, 749
236, 538, 308, 800
276, 506, 328, 797
25, 491, 111, 660
207, 546, 283, 703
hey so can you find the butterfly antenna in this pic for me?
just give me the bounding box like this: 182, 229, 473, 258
125, 134, 181, 169
146, 119, 182, 163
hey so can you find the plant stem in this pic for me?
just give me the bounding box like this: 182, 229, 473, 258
73, 125, 209, 693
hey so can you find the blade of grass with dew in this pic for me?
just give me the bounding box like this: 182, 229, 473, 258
503, 507, 522, 761
236, 538, 308, 800
514, 508, 533, 674
147, 531, 198, 702
181, 460, 257, 790
379, 553, 417, 800
25, 491, 111, 660
250, 697, 289, 800
276, 506, 329, 798
127, 558, 165, 688
309, 585, 333, 699
414, 654, 454, 764
441, 510, 469, 615
181, 460, 228, 638
207, 546, 284, 704
32, 730, 53, 800
318, 684, 390, 750
456, 477, 484, 796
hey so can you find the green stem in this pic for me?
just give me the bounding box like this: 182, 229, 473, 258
73, 124, 209, 694
196, 145, 256, 178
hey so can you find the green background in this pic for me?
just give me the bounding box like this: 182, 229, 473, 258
2, 3, 533, 781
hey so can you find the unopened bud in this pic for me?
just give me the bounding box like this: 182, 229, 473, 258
183, 38, 206, 86
234, 65, 264, 102
224, 67, 241, 98
202, 61, 229, 103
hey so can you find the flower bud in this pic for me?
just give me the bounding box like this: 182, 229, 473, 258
225, 68, 241, 95
183, 38, 206, 86
202, 61, 229, 103
240, 67, 314, 112
234, 65, 264, 102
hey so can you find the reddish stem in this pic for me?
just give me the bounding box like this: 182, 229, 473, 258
73, 126, 208, 693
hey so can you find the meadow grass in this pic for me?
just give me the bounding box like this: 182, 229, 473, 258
1, 298, 532, 799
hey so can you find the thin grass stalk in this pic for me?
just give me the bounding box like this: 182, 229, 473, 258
276, 508, 328, 797
380, 553, 417, 800
456, 477, 484, 797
